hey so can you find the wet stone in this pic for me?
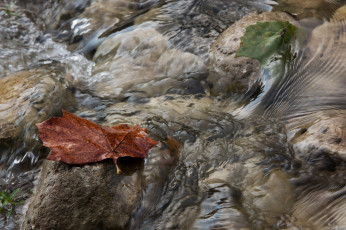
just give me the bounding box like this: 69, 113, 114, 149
144, 0, 261, 59
291, 164, 346, 229
87, 26, 206, 99
128, 116, 298, 229
42, 0, 151, 55
0, 6, 41, 78
289, 111, 346, 161
15, 0, 92, 31
0, 69, 74, 140
22, 159, 143, 230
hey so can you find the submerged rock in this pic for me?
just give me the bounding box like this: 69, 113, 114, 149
139, 0, 262, 59
0, 5, 41, 78
0, 69, 74, 140
289, 111, 346, 161
63, 0, 149, 54
86, 26, 205, 99
129, 115, 298, 229
15, 0, 91, 30
74, 95, 298, 229
287, 114, 346, 228
292, 165, 346, 229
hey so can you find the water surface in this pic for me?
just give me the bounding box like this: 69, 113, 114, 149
0, 0, 345, 228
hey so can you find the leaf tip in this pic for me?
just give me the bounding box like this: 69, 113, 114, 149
61, 109, 69, 115
36, 121, 43, 129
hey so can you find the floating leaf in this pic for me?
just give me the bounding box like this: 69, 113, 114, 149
36, 110, 158, 174
236, 21, 296, 63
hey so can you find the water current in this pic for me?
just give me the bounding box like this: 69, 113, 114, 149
0, 0, 345, 229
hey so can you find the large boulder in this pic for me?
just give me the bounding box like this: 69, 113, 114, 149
22, 140, 178, 230
23, 159, 142, 230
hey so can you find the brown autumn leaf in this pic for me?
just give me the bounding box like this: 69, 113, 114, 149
36, 110, 158, 173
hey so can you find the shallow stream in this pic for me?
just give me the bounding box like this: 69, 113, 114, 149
0, 0, 345, 229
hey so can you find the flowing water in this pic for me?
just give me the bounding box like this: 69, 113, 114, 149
0, 0, 345, 229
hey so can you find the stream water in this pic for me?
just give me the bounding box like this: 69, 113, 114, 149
0, 0, 345, 229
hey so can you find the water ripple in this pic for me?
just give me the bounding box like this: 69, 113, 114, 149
259, 9, 346, 125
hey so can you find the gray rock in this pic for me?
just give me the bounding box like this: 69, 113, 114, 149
87, 26, 205, 99
63, 0, 146, 53
0, 7, 42, 78
289, 111, 346, 161
209, 12, 296, 96
23, 159, 142, 230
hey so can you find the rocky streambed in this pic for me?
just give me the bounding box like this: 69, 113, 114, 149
0, 0, 345, 229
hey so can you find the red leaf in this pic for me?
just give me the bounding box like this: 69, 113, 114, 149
36, 110, 157, 173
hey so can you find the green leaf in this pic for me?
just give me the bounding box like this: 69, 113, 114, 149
5, 4, 12, 12
3, 3, 20, 17
9, 11, 20, 17
235, 21, 296, 64
9, 188, 19, 199
2, 200, 8, 207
